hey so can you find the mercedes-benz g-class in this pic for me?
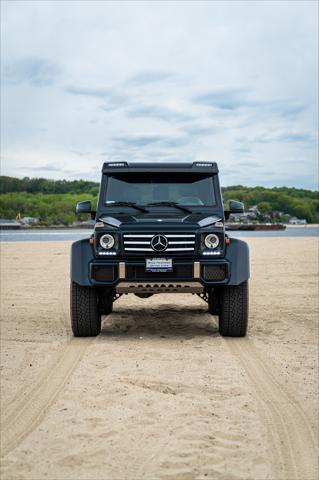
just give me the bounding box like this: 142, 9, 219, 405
70, 162, 249, 337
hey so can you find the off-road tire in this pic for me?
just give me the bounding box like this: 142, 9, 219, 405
208, 290, 220, 315
70, 282, 101, 337
219, 281, 248, 337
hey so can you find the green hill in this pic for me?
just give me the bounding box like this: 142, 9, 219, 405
0, 176, 318, 225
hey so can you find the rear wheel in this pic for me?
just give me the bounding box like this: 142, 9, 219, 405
99, 289, 113, 315
70, 282, 101, 337
218, 281, 248, 337
207, 289, 220, 315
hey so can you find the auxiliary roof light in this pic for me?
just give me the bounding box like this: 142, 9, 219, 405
193, 162, 213, 167
106, 162, 128, 167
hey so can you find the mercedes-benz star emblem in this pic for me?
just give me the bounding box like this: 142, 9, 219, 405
151, 234, 168, 252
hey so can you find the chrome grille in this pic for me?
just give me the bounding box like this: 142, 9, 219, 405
123, 233, 196, 253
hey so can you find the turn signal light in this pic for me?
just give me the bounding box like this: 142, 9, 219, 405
95, 221, 105, 228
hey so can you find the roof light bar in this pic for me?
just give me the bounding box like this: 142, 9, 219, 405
193, 162, 213, 167
106, 162, 128, 167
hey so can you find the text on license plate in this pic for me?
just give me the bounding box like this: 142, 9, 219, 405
146, 258, 173, 272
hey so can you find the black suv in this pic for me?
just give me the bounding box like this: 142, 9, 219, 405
70, 162, 249, 337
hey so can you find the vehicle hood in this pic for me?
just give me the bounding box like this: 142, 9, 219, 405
98, 211, 223, 228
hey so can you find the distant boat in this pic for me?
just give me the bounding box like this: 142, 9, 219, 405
0, 219, 22, 230
226, 223, 286, 231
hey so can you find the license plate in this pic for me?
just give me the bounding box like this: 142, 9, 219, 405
146, 258, 173, 272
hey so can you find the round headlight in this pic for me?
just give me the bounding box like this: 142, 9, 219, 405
204, 233, 219, 249
99, 234, 115, 249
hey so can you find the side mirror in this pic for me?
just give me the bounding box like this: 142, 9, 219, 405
224, 200, 244, 220
76, 200, 92, 214
76, 200, 96, 220
229, 200, 244, 214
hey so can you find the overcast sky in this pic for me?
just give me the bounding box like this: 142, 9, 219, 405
1, 0, 318, 188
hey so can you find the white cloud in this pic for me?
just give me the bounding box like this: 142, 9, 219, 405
1, 0, 318, 188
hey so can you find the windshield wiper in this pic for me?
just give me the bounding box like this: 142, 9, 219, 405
147, 201, 192, 213
107, 202, 148, 213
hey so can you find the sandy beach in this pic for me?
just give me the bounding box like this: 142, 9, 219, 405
0, 238, 318, 480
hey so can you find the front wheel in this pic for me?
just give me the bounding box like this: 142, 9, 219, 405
218, 281, 249, 337
70, 282, 101, 337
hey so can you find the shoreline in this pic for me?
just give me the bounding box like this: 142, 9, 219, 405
1, 223, 318, 231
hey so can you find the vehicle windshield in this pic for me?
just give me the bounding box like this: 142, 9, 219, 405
105, 173, 216, 207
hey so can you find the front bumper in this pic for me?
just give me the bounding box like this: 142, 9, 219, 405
89, 258, 230, 290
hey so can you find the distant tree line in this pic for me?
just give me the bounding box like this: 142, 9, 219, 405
222, 186, 319, 223
0, 192, 97, 226
0, 176, 318, 225
0, 176, 99, 196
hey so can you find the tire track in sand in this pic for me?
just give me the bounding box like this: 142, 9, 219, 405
1, 278, 73, 434
1, 338, 92, 458
226, 338, 318, 480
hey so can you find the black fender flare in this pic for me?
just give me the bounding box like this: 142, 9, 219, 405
225, 238, 250, 285
70, 239, 94, 286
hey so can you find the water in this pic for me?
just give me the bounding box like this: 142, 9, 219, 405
0, 229, 94, 242
0, 226, 318, 242
229, 226, 319, 238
